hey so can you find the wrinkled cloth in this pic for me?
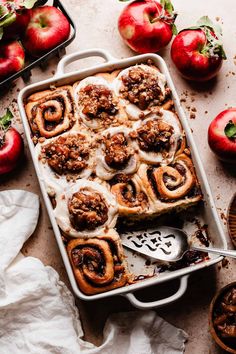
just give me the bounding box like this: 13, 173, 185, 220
0, 190, 188, 354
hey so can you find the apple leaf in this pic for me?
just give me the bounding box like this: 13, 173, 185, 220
197, 16, 222, 39
172, 23, 178, 35
22, 0, 38, 9
224, 120, 236, 139
0, 109, 13, 130
160, 0, 174, 15
0, 5, 8, 20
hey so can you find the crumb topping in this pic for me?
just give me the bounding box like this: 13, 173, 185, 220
80, 84, 118, 120
104, 132, 132, 169
41, 134, 90, 175
130, 119, 173, 152
68, 191, 108, 231
120, 67, 165, 110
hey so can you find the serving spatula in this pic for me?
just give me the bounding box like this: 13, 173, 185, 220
121, 226, 236, 262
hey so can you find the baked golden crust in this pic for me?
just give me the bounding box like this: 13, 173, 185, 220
67, 234, 129, 295
25, 85, 75, 139
25, 61, 203, 295
136, 153, 202, 215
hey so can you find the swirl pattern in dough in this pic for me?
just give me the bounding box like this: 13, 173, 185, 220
67, 233, 128, 295
137, 154, 202, 213
110, 173, 149, 216
25, 86, 75, 138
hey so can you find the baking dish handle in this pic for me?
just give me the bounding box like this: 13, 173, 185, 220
56, 48, 115, 76
123, 275, 189, 309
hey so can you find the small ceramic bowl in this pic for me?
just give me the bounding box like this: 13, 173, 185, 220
228, 194, 236, 248
209, 282, 236, 353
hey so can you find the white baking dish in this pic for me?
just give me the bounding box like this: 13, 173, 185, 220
17, 48, 227, 309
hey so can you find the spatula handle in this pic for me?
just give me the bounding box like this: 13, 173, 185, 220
192, 245, 236, 259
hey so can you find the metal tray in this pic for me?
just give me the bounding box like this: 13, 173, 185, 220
0, 0, 76, 89
17, 48, 227, 309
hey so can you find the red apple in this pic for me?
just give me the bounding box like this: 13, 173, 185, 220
0, 109, 24, 175
118, 0, 176, 54
208, 109, 236, 163
22, 6, 70, 57
0, 40, 25, 81
171, 16, 226, 81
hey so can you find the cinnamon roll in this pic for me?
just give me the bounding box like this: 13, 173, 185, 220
54, 180, 118, 238
110, 173, 149, 216
73, 76, 126, 130
67, 233, 129, 295
36, 131, 94, 193
96, 126, 139, 180
130, 109, 184, 165
113, 64, 169, 120
25, 86, 75, 139
137, 154, 202, 213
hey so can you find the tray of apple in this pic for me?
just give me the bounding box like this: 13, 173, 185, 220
0, 0, 76, 88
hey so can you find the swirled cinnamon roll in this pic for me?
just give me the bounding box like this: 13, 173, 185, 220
137, 154, 202, 213
96, 126, 139, 180
110, 173, 149, 216
54, 180, 118, 238
36, 131, 94, 192
25, 86, 75, 139
74, 76, 126, 130
67, 233, 129, 295
113, 64, 170, 120
130, 110, 184, 165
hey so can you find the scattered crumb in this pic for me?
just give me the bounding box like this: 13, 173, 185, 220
192, 107, 197, 112
190, 113, 196, 119
220, 212, 227, 222
222, 258, 229, 268
216, 16, 220, 22
205, 111, 208, 114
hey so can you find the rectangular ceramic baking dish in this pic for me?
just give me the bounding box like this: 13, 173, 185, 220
17, 48, 227, 309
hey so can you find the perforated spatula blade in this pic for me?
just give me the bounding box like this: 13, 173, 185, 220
120, 226, 236, 262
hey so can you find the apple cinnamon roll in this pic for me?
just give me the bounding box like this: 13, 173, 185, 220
130, 110, 184, 165
110, 173, 149, 216
113, 64, 169, 120
73, 76, 126, 130
67, 233, 129, 295
54, 180, 118, 238
25, 85, 75, 139
138, 154, 202, 213
36, 131, 94, 193
96, 126, 139, 180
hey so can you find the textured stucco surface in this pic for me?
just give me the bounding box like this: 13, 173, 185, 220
0, 1, 236, 353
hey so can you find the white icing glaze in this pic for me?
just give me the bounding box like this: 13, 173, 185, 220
54, 179, 118, 238
131, 109, 183, 165
113, 64, 167, 120
35, 131, 94, 193
74, 76, 118, 130
96, 126, 139, 180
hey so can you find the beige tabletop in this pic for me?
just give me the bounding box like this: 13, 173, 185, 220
0, 0, 236, 353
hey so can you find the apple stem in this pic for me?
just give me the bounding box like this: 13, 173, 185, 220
151, 9, 177, 25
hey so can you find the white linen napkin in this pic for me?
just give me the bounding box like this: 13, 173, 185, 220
0, 190, 188, 354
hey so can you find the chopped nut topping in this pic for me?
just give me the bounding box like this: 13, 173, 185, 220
42, 134, 90, 175
131, 119, 173, 152
120, 67, 165, 110
68, 191, 108, 230
79, 84, 118, 120
104, 133, 132, 169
